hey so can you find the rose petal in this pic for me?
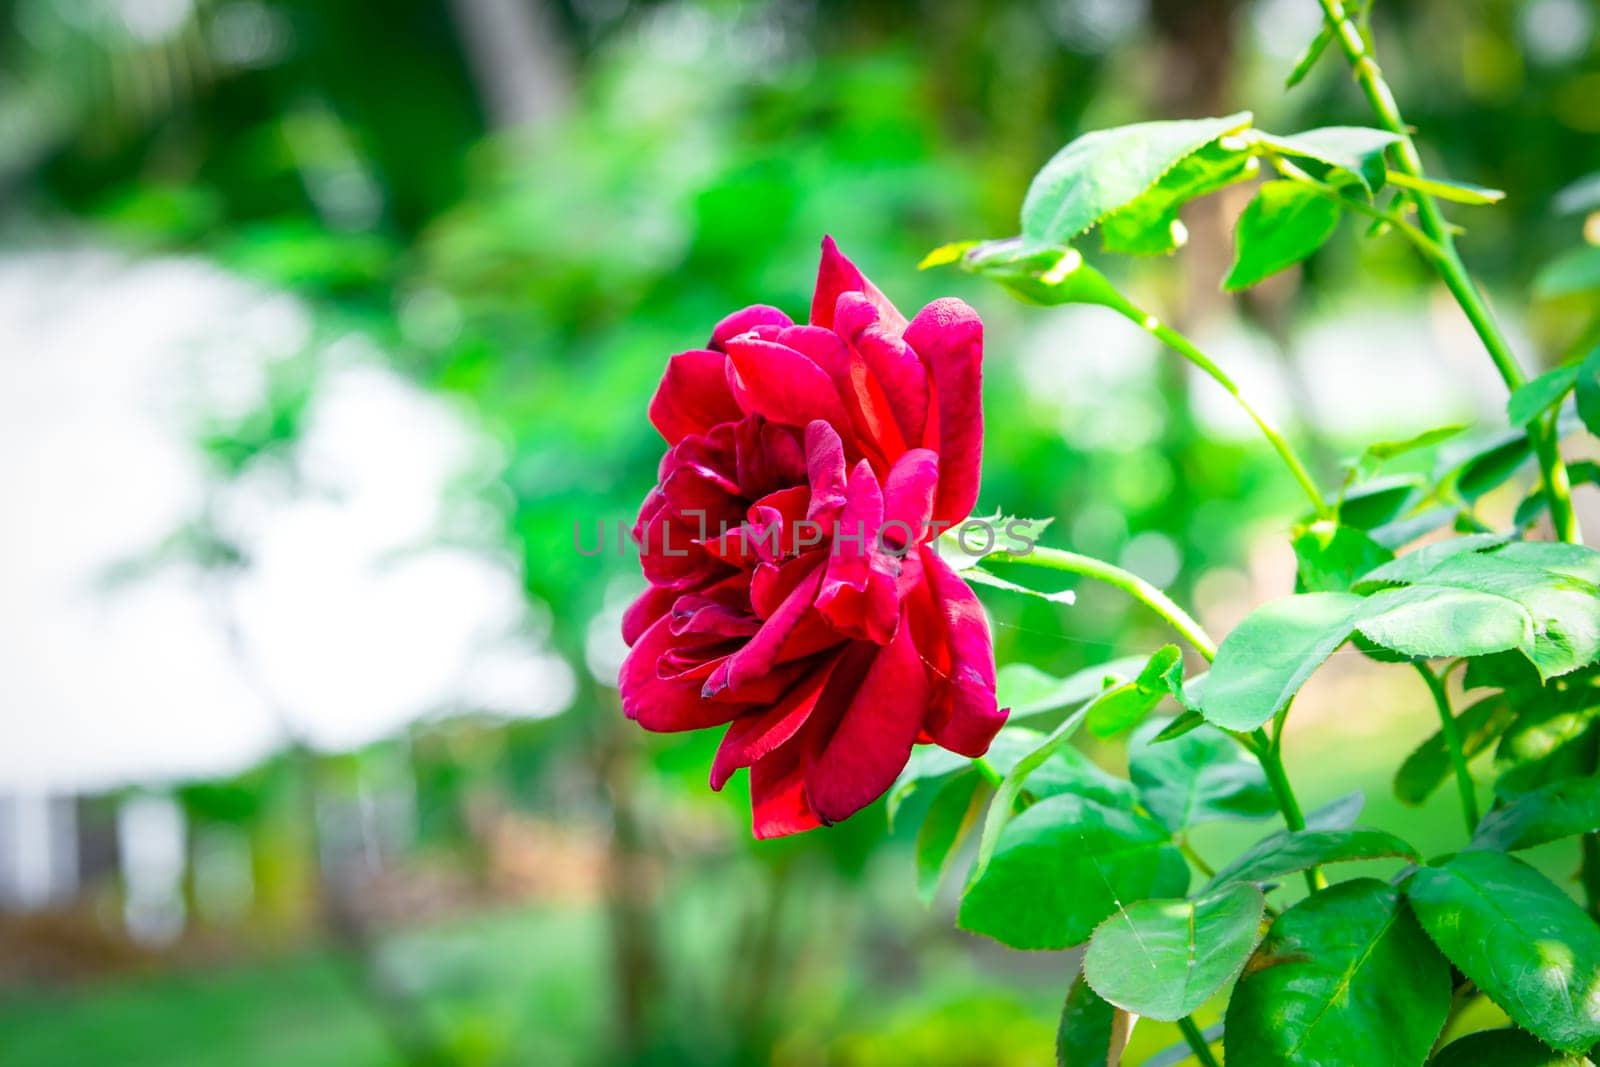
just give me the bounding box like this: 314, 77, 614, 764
622, 584, 678, 646
705, 561, 824, 696
710, 663, 834, 790
880, 448, 939, 551
723, 337, 850, 433
620, 616, 750, 732
918, 545, 1005, 757
804, 624, 929, 824
709, 305, 793, 351
648, 349, 744, 444
904, 299, 984, 525
810, 236, 906, 335
749, 738, 821, 839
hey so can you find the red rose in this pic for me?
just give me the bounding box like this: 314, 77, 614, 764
619, 237, 1005, 838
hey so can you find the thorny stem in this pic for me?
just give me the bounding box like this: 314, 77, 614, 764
1313, 0, 1581, 544
1415, 663, 1479, 834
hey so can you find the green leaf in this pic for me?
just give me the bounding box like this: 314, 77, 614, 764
937, 509, 1056, 571
1353, 582, 1533, 660
1337, 474, 1426, 531
1494, 540, 1600, 586
958, 793, 1189, 950
985, 727, 1139, 810
1260, 126, 1402, 194
1224, 181, 1342, 291
915, 770, 988, 904
1575, 347, 1600, 437
960, 240, 1135, 310
1056, 974, 1134, 1067
1386, 170, 1506, 204
1394, 693, 1515, 806
1305, 790, 1367, 830
1494, 690, 1600, 798
1225, 879, 1451, 1067
1454, 431, 1537, 501
1535, 245, 1600, 298
1128, 720, 1275, 833
995, 656, 1147, 719
886, 745, 970, 827
1292, 520, 1394, 592
971, 704, 1092, 873
1351, 423, 1469, 481
918, 241, 978, 270
1509, 362, 1583, 428
1472, 775, 1600, 853
1100, 139, 1260, 256
1464, 649, 1545, 692
1405, 850, 1600, 1053
1085, 645, 1193, 738
1199, 593, 1363, 731
1353, 533, 1513, 589
1284, 24, 1334, 88
1206, 827, 1419, 890
1021, 113, 1253, 246
1083, 883, 1265, 1022
1431, 1029, 1596, 1067
1151, 708, 1205, 743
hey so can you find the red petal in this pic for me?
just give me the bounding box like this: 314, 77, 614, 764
810, 236, 907, 334
749, 739, 821, 839
880, 448, 939, 550
619, 616, 749, 732
710, 663, 833, 790
622, 584, 678, 646
918, 546, 1005, 757
804, 623, 929, 824
648, 350, 743, 444
836, 293, 931, 446
904, 299, 984, 525
723, 337, 850, 432
709, 305, 793, 351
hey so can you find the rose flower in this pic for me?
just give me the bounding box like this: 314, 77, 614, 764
619, 237, 1005, 838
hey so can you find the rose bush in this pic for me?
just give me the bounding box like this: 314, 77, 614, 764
619, 237, 1006, 838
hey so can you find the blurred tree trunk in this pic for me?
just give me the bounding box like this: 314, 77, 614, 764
448, 0, 572, 131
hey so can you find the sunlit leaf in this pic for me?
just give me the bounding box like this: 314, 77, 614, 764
994, 656, 1146, 720
1225, 879, 1450, 1067
1127, 719, 1275, 832
1199, 593, 1362, 731
1224, 181, 1341, 290
1021, 112, 1253, 246
1471, 776, 1600, 853
1285, 25, 1334, 88
1406, 851, 1600, 1053
1084, 883, 1265, 1022
1509, 362, 1582, 428
1259, 126, 1402, 194
958, 793, 1189, 950
1205, 827, 1418, 890
1291, 521, 1394, 592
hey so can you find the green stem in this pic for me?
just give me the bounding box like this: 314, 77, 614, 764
1415, 663, 1478, 834
1176, 1016, 1221, 1067
987, 546, 1218, 661
1314, 0, 1581, 544
1179, 838, 1217, 879
1106, 302, 1333, 520
1251, 726, 1325, 891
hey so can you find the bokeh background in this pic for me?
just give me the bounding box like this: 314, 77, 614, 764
0, 0, 1597, 1064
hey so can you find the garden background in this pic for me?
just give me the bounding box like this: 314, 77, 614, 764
0, 0, 1597, 1063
